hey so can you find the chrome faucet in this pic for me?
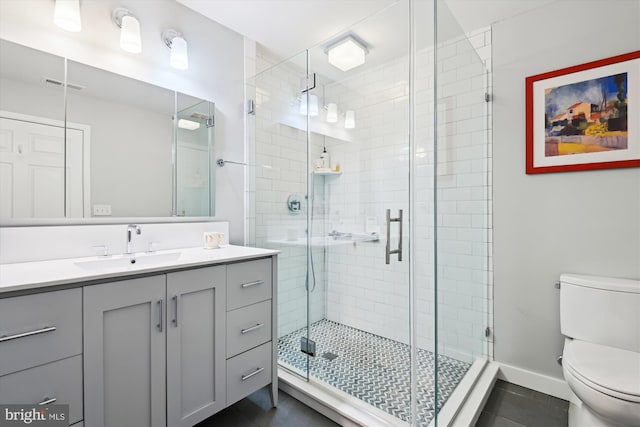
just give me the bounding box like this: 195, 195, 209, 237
126, 224, 142, 254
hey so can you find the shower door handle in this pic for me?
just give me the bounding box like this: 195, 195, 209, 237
385, 209, 403, 264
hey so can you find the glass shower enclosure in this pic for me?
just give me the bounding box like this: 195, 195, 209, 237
246, 1, 491, 425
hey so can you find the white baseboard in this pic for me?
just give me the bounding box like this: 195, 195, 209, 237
497, 362, 571, 401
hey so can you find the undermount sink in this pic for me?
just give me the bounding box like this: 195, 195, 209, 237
75, 252, 182, 271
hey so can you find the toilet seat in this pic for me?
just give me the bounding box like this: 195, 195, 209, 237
563, 339, 640, 402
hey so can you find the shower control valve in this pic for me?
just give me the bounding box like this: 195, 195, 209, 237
287, 194, 303, 214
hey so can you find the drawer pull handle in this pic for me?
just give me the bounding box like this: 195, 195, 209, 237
0, 326, 57, 343
241, 323, 264, 334
241, 280, 264, 288
38, 397, 57, 406
241, 367, 264, 381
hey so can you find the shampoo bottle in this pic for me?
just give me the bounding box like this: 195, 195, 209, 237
320, 147, 330, 170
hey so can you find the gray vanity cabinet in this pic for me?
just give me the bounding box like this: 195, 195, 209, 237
83, 275, 167, 427
0, 288, 83, 426
166, 266, 226, 427
81, 255, 276, 427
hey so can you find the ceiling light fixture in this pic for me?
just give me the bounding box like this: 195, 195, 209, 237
111, 8, 141, 54
162, 29, 189, 71
325, 35, 368, 72
178, 119, 200, 130
54, 0, 81, 32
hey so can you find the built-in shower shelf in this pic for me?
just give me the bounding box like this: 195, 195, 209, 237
313, 170, 342, 176
278, 115, 353, 143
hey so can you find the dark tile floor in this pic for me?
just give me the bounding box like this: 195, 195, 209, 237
476, 380, 569, 427
198, 379, 569, 427
196, 387, 339, 427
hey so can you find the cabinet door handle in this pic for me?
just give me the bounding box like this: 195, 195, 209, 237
172, 295, 179, 327
38, 397, 57, 405
241, 367, 264, 381
241, 280, 264, 288
241, 323, 264, 334
0, 326, 56, 343
157, 299, 163, 332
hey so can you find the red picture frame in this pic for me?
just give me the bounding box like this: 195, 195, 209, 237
525, 51, 640, 174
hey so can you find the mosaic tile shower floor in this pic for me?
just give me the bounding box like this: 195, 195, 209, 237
278, 319, 471, 426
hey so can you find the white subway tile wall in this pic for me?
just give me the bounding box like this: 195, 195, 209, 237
247, 26, 492, 362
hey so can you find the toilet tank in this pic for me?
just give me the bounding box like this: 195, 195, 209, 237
560, 273, 640, 353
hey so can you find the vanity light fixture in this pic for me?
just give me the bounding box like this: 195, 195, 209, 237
178, 119, 200, 130
299, 93, 319, 116
326, 103, 338, 123
111, 8, 141, 54
162, 29, 189, 70
325, 35, 368, 72
345, 110, 356, 129
54, 0, 82, 32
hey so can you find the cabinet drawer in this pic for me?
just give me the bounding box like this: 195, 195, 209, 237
227, 258, 272, 310
226, 342, 272, 406
227, 300, 271, 358
0, 288, 82, 376
0, 355, 83, 425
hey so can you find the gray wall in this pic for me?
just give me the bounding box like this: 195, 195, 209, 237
493, 0, 640, 380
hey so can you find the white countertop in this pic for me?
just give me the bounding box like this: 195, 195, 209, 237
0, 245, 279, 295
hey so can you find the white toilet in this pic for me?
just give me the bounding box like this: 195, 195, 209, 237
560, 273, 640, 427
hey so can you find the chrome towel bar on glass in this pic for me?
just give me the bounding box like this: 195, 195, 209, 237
216, 158, 247, 167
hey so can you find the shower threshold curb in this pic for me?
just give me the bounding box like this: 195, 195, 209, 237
279, 367, 407, 427
278, 359, 494, 427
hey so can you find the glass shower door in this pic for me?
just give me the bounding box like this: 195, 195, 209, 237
432, 1, 491, 424
247, 50, 314, 380
300, 1, 415, 423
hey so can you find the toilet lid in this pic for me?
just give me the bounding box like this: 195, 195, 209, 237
564, 340, 640, 399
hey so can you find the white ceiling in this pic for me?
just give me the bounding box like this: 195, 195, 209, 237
178, 0, 558, 63
177, 0, 399, 61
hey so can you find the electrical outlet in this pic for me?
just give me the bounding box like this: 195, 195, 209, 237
93, 204, 112, 216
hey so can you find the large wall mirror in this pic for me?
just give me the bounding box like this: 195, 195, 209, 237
0, 39, 215, 220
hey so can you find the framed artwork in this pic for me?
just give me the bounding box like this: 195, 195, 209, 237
525, 51, 640, 174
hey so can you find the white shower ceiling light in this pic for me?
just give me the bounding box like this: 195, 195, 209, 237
111, 8, 142, 54
54, 0, 81, 32
178, 119, 200, 130
325, 35, 368, 72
